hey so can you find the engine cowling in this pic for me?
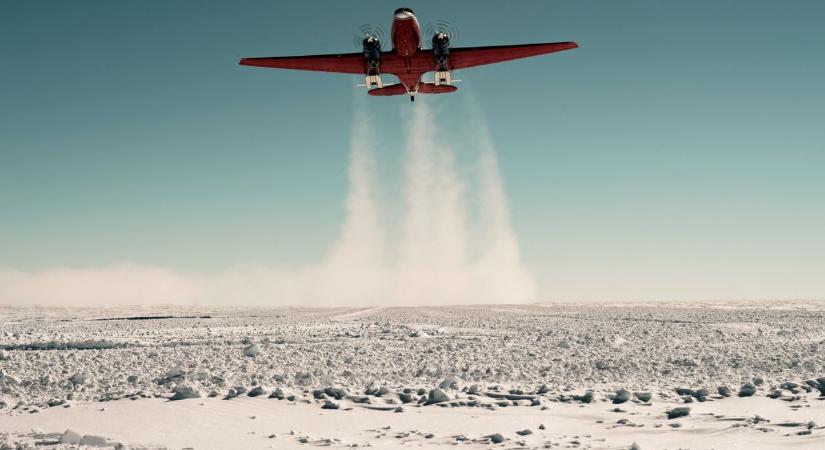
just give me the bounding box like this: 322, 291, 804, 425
362, 36, 381, 75
431, 33, 452, 85
432, 32, 450, 70
362, 36, 383, 88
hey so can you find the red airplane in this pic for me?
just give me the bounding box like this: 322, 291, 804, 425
239, 7, 577, 101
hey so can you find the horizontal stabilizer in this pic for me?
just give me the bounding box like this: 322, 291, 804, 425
418, 83, 458, 94
367, 84, 408, 96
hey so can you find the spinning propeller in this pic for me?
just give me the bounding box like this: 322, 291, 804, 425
353, 24, 388, 51
424, 20, 460, 47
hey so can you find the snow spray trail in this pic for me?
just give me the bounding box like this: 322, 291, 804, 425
316, 103, 387, 306
321, 98, 534, 305
473, 126, 537, 303
396, 102, 472, 304
397, 99, 537, 304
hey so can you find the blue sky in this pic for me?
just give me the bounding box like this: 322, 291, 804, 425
1, 0, 824, 301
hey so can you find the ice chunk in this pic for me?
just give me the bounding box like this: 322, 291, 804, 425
425, 388, 449, 405
243, 344, 260, 357
60, 429, 82, 445
170, 385, 200, 401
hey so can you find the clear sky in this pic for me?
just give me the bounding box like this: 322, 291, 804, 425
1, 0, 824, 302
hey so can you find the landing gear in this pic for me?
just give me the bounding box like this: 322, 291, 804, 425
434, 70, 452, 86
365, 74, 383, 89
410, 95, 415, 102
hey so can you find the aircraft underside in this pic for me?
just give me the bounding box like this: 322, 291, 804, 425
240, 7, 577, 102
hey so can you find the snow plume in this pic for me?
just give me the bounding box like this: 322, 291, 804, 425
0, 100, 535, 307
473, 124, 537, 303
314, 105, 388, 306
396, 102, 472, 304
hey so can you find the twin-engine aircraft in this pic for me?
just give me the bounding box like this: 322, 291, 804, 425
240, 7, 577, 101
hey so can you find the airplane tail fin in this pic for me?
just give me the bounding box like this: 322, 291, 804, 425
418, 83, 458, 94
367, 83, 458, 97
367, 84, 408, 96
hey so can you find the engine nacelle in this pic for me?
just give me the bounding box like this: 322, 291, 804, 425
362, 36, 381, 73
432, 32, 450, 69
431, 32, 452, 85
362, 36, 383, 88
432, 33, 450, 56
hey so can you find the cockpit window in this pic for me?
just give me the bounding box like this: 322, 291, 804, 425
394, 7, 414, 15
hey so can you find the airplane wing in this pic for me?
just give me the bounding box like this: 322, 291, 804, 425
239, 52, 365, 74
449, 42, 578, 70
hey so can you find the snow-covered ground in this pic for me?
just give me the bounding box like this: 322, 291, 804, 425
2, 302, 825, 449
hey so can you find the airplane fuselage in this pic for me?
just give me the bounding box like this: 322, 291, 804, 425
390, 8, 423, 94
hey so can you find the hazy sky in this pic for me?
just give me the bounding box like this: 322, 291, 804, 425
1, 0, 824, 302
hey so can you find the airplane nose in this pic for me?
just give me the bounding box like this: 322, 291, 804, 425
394, 10, 414, 20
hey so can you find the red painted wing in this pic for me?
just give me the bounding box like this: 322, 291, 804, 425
449, 42, 578, 70
239, 53, 365, 74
